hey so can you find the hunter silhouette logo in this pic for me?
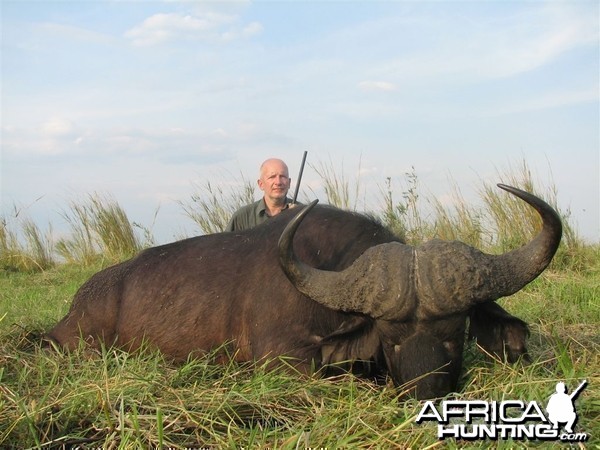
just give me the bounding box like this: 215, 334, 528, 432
546, 380, 587, 434
416, 379, 589, 442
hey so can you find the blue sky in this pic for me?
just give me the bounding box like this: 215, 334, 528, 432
1, 0, 599, 243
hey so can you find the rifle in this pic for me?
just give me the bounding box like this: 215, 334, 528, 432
569, 379, 588, 400
292, 151, 308, 204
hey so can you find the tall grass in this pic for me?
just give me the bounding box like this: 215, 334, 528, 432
1, 157, 591, 272
180, 175, 256, 234
429, 180, 484, 248
0, 157, 598, 447
379, 167, 431, 244
2, 194, 150, 271
478, 160, 584, 271
0, 214, 54, 272
56, 193, 149, 266
1, 274, 598, 448
380, 160, 585, 271
54, 201, 98, 266
419, 161, 570, 254
308, 157, 364, 211
478, 160, 556, 251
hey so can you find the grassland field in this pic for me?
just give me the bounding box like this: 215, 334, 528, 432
1, 164, 599, 448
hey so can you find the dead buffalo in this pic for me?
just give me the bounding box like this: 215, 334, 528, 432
47, 184, 561, 399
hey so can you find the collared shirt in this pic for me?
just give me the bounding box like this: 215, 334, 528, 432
225, 197, 294, 232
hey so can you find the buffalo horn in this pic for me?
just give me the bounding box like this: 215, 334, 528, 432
278, 184, 562, 320
278, 200, 416, 320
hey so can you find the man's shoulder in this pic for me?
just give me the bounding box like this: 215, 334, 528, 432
232, 199, 264, 218
226, 199, 265, 232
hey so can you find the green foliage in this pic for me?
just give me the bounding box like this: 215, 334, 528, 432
429, 181, 484, 248
308, 156, 365, 211
374, 159, 587, 272
1, 157, 592, 273
55, 193, 150, 266
479, 160, 585, 271
0, 211, 54, 272
0, 157, 598, 447
180, 175, 256, 234
379, 167, 431, 244
0, 260, 598, 447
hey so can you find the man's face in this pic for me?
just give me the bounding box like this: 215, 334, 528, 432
258, 160, 291, 201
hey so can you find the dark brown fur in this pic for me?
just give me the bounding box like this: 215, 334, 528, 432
47, 204, 528, 399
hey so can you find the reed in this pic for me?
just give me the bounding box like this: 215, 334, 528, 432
308, 156, 364, 212
180, 175, 256, 234
56, 193, 146, 265
0, 157, 597, 447
0, 214, 54, 272
1, 261, 598, 448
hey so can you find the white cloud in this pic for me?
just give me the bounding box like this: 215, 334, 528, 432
4, 120, 242, 165
41, 118, 76, 137
357, 81, 397, 92
220, 20, 263, 42
242, 21, 263, 38
360, 5, 598, 86
124, 12, 225, 46
470, 15, 598, 79
125, 11, 261, 46
3, 119, 79, 157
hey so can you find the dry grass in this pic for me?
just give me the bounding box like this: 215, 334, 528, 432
0, 157, 597, 447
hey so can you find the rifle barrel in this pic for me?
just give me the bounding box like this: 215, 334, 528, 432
569, 379, 588, 400
292, 151, 308, 204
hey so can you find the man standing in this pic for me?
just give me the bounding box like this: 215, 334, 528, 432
226, 158, 295, 232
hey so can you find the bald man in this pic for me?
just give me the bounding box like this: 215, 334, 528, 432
226, 158, 297, 232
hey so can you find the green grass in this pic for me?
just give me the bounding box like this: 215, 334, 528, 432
1, 158, 589, 272
56, 193, 150, 265
1, 194, 150, 272
180, 175, 257, 235
0, 252, 598, 448
0, 215, 54, 273
0, 158, 598, 447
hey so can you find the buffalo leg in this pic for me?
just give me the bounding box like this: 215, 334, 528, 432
469, 302, 530, 363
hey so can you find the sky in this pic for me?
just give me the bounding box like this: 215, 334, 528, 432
1, 0, 599, 244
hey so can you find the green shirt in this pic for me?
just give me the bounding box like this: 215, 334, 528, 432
225, 197, 295, 232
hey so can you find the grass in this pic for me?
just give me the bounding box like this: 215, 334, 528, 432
56, 193, 150, 265
1, 194, 151, 272
379, 167, 430, 244
308, 156, 365, 212
1, 158, 588, 271
1, 263, 598, 448
180, 175, 256, 235
0, 158, 598, 447
0, 214, 54, 273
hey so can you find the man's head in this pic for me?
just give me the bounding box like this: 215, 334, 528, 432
258, 158, 291, 204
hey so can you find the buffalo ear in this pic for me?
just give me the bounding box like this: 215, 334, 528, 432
384, 332, 457, 400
